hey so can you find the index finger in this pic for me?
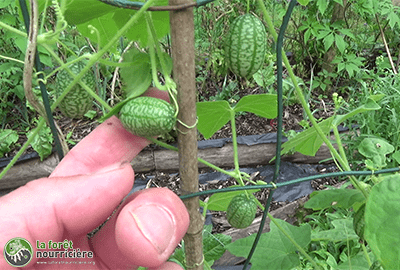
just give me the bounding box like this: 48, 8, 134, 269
51, 88, 169, 177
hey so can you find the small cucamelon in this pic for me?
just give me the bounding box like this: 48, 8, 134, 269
119, 96, 175, 137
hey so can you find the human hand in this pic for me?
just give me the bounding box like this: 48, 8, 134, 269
0, 88, 189, 269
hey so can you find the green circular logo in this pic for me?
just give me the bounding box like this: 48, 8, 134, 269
3, 237, 33, 267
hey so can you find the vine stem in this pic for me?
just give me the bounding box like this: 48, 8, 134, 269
230, 110, 245, 186
146, 137, 238, 178
48, 0, 157, 113
0, 0, 157, 181
255, 0, 368, 199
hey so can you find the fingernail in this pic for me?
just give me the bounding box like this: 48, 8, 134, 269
130, 204, 175, 254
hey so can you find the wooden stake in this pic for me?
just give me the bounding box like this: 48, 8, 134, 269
169, 1, 204, 269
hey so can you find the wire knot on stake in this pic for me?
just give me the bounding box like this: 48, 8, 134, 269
184, 254, 205, 269
269, 181, 278, 190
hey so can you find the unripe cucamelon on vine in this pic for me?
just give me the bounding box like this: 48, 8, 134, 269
55, 60, 95, 119
226, 193, 258, 229
225, 13, 267, 78
119, 96, 176, 137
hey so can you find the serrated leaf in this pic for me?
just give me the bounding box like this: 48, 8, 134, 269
280, 117, 334, 157
365, 175, 400, 270
227, 219, 311, 270
317, 0, 328, 14
311, 218, 358, 242
304, 189, 365, 210
196, 101, 232, 139
28, 125, 53, 161
0, 129, 19, 158
335, 34, 347, 54
203, 225, 232, 262
323, 33, 335, 52
233, 94, 277, 119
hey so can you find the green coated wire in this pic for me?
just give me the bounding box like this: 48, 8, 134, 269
98, 0, 214, 9
18, 0, 64, 160
241, 2, 297, 269
180, 166, 400, 200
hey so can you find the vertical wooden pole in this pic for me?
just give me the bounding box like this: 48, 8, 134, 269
169, 1, 204, 270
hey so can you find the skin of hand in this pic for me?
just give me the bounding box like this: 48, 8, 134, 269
0, 88, 190, 269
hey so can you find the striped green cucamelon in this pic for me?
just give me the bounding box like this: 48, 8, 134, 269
225, 13, 267, 79
119, 96, 175, 137
226, 193, 258, 229
55, 61, 95, 119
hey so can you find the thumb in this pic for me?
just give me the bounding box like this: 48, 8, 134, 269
0, 162, 134, 260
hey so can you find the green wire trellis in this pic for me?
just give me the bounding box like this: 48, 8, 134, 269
98, 0, 215, 10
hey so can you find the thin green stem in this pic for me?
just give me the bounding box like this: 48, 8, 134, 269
333, 125, 349, 167
255, 0, 368, 198
0, 21, 27, 37
41, 44, 112, 112
230, 110, 245, 187
268, 213, 321, 270
145, 12, 170, 78
361, 241, 372, 267
0, 54, 25, 65
146, 137, 237, 178
0, 0, 157, 180
0, 118, 46, 180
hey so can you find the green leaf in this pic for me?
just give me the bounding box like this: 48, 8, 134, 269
28, 125, 53, 161
335, 34, 347, 54
0, 129, 19, 158
196, 101, 232, 139
280, 117, 334, 157
76, 13, 119, 50
304, 189, 365, 210
297, 0, 310, 6
63, 0, 116, 25
203, 225, 231, 262
227, 219, 311, 270
317, 0, 328, 14
392, 151, 400, 165
323, 33, 335, 52
207, 189, 260, 211
358, 137, 394, 169
311, 218, 358, 242
119, 50, 152, 98
334, 98, 381, 125
233, 94, 277, 119
113, 7, 169, 46
336, 252, 375, 270
0, 0, 14, 8
365, 174, 400, 269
